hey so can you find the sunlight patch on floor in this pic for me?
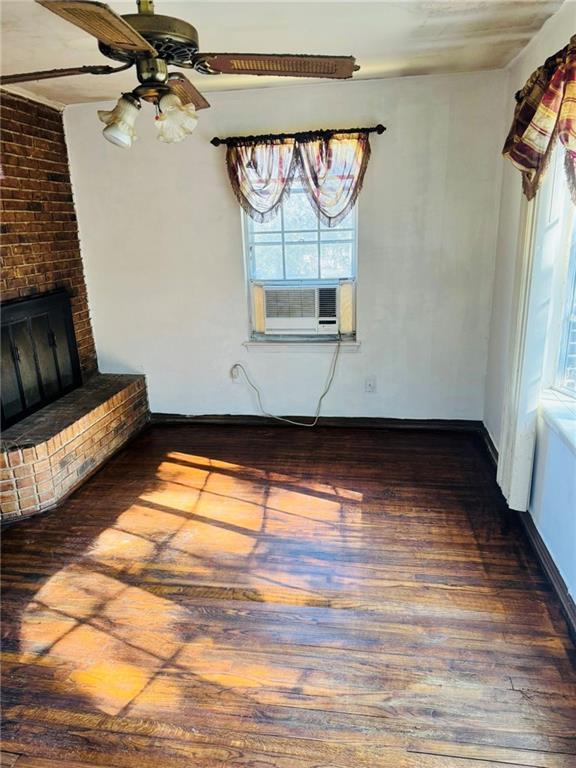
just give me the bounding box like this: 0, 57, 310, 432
69, 661, 152, 716
17, 453, 363, 717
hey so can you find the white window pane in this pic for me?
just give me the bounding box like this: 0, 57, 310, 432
252, 213, 281, 232
254, 232, 283, 244
320, 243, 353, 278
562, 326, 576, 392
253, 245, 283, 279
320, 229, 354, 242
285, 244, 318, 279
283, 193, 317, 231
245, 188, 357, 287
558, 225, 576, 393
285, 231, 319, 244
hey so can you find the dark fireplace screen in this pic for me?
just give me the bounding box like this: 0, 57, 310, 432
1, 290, 82, 428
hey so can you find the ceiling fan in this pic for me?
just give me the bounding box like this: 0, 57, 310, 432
0, 0, 360, 147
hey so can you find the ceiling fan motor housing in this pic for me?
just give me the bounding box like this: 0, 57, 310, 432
98, 14, 200, 66
136, 57, 167, 83
132, 56, 170, 101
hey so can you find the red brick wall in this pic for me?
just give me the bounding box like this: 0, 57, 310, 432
0, 91, 97, 377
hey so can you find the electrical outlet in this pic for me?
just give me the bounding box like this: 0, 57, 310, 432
230, 365, 240, 380
365, 376, 377, 394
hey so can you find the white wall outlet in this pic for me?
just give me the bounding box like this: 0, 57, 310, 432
230, 365, 240, 380
365, 376, 377, 393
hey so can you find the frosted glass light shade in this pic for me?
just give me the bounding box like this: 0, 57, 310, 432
98, 96, 140, 149
155, 93, 198, 143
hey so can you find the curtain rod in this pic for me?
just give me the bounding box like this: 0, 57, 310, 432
210, 124, 386, 147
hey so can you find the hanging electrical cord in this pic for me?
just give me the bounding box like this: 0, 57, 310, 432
230, 340, 342, 427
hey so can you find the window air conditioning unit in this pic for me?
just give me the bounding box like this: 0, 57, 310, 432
250, 281, 355, 337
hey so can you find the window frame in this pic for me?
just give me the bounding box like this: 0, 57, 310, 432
242, 185, 358, 285
526, 145, 576, 402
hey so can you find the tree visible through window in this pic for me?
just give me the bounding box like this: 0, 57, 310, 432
244, 183, 357, 282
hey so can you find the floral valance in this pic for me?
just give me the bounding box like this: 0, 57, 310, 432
220, 126, 383, 227
503, 35, 576, 203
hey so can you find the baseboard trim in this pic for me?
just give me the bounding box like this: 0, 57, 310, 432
517, 509, 576, 642
478, 423, 498, 468
151, 413, 484, 431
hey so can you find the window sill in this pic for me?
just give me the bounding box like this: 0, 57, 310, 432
243, 340, 361, 353
539, 389, 576, 454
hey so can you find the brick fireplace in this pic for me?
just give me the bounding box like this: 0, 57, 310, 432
1, 92, 149, 522
1, 92, 97, 375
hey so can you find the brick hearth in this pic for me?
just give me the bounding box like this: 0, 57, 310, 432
0, 374, 149, 522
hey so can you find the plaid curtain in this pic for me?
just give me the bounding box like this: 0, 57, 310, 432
503, 35, 576, 203
226, 132, 371, 227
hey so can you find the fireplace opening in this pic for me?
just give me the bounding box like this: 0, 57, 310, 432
1, 290, 82, 428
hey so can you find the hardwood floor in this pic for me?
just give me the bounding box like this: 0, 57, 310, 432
1, 425, 575, 767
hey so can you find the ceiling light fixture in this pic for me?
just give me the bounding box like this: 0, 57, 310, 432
98, 93, 141, 148
155, 93, 198, 143
96, 61, 204, 148
97, 87, 199, 149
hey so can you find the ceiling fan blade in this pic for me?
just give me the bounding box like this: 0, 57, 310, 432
0, 63, 128, 85
197, 53, 358, 79
36, 0, 156, 55
167, 74, 210, 110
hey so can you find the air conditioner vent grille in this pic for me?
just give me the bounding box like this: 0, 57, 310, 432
265, 289, 316, 318
318, 287, 337, 318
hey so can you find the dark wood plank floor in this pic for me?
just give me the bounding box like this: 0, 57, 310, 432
2, 425, 575, 768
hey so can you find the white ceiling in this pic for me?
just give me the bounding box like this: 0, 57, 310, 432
0, 0, 567, 107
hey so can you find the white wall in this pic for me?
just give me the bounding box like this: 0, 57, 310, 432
483, 1, 575, 448
65, 70, 506, 418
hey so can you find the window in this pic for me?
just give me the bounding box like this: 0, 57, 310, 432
243, 183, 357, 283
497, 148, 575, 510
556, 215, 576, 395
242, 182, 358, 341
